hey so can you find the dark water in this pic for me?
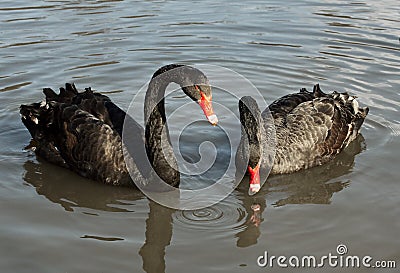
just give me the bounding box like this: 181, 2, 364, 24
1, 0, 399, 272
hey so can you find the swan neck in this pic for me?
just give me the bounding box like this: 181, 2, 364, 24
144, 69, 185, 122
143, 75, 180, 186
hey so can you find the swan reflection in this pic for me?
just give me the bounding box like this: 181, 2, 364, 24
268, 134, 365, 207
234, 134, 365, 247
139, 200, 174, 273
23, 158, 143, 212
22, 134, 365, 272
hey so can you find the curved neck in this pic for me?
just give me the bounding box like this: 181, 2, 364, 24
144, 64, 185, 122
143, 66, 185, 186
239, 98, 263, 169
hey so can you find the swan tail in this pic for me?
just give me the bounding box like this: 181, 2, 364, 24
20, 102, 47, 140
21, 83, 87, 166
20, 100, 69, 167
313, 84, 369, 140
299, 85, 368, 161
21, 84, 79, 138
329, 88, 369, 148
348, 101, 369, 142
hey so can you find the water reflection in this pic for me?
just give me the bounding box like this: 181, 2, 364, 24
139, 197, 267, 272
139, 200, 174, 273
232, 134, 366, 248
234, 194, 266, 248
268, 134, 365, 207
23, 158, 144, 212
141, 198, 265, 272
22, 134, 366, 273
23, 157, 174, 272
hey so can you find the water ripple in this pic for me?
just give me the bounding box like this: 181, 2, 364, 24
365, 114, 400, 146
81, 235, 124, 242
0, 82, 32, 92
67, 61, 120, 71
247, 41, 302, 48
0, 5, 57, 11
173, 201, 246, 231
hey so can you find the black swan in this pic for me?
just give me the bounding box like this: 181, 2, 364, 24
236, 84, 369, 194
20, 64, 218, 188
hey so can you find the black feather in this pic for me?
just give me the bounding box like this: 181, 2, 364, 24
238, 84, 369, 175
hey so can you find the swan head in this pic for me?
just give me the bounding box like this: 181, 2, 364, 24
152, 64, 218, 125
182, 83, 218, 125
177, 66, 218, 125
239, 96, 263, 194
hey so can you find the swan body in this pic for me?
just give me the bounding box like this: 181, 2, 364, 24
20, 64, 217, 188
237, 84, 369, 194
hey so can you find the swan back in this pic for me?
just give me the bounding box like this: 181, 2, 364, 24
270, 84, 369, 174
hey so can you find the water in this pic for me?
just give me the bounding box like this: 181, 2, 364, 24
1, 0, 399, 272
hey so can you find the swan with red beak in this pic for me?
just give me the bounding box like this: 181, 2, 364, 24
237, 84, 369, 195
237, 96, 265, 195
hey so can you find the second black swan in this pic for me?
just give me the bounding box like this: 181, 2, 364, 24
236, 84, 369, 194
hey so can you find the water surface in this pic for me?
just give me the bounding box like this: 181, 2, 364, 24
0, 0, 399, 272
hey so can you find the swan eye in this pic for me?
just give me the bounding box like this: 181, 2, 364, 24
195, 85, 210, 96
183, 85, 202, 101
194, 85, 202, 94
193, 84, 212, 101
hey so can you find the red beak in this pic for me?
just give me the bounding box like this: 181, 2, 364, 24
198, 91, 218, 125
248, 164, 261, 194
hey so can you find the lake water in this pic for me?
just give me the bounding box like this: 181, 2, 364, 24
0, 0, 399, 272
